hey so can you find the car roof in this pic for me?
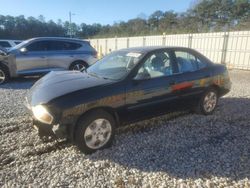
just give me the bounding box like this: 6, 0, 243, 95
29, 37, 88, 43
0, 39, 22, 42
118, 46, 194, 53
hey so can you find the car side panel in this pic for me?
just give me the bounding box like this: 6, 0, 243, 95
46, 51, 97, 70
46, 50, 75, 70
15, 51, 48, 73
48, 81, 127, 126
123, 76, 180, 124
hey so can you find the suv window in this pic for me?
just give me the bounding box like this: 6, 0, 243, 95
63, 41, 82, 50
47, 41, 82, 51
81, 42, 94, 52
0, 41, 11, 48
175, 51, 207, 73
137, 51, 173, 79
26, 41, 49, 51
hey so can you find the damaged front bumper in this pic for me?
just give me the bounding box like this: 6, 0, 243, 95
24, 97, 68, 139
33, 119, 67, 139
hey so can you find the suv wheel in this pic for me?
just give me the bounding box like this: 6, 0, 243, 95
0, 66, 9, 84
75, 110, 115, 154
195, 88, 218, 115
69, 61, 88, 71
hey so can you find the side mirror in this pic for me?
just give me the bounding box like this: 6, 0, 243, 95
20, 47, 28, 54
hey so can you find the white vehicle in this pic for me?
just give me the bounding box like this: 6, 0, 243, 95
0, 40, 22, 50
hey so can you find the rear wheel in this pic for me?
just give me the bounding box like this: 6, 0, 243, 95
69, 61, 88, 71
195, 88, 218, 115
0, 65, 9, 84
75, 110, 115, 154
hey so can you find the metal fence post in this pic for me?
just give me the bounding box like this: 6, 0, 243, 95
221, 32, 229, 64
115, 36, 118, 50
97, 39, 99, 51
105, 39, 108, 55
162, 33, 166, 46
188, 34, 193, 48
143, 37, 146, 46
127, 38, 130, 48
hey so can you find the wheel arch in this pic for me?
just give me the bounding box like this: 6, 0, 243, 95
70, 106, 120, 141
209, 84, 222, 97
0, 61, 10, 76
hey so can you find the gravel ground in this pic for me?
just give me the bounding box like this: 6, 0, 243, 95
0, 70, 250, 187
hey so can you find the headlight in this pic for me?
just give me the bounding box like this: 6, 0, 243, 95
32, 105, 53, 124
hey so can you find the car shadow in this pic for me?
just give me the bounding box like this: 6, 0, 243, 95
86, 97, 250, 181
0, 77, 39, 90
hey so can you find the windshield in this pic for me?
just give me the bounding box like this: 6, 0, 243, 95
87, 50, 143, 80
8, 39, 31, 51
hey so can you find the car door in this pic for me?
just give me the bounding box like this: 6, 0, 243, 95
124, 49, 181, 123
46, 40, 80, 70
171, 49, 212, 106
15, 40, 49, 74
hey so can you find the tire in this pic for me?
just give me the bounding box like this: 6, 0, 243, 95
195, 88, 218, 115
69, 61, 88, 71
75, 110, 116, 154
0, 65, 9, 85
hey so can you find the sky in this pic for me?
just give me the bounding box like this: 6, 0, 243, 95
0, 0, 193, 25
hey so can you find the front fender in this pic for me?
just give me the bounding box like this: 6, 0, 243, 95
0, 54, 17, 77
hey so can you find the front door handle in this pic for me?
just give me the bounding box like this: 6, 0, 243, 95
169, 81, 176, 85
40, 56, 46, 59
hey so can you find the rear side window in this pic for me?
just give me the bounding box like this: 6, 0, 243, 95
0, 41, 11, 48
175, 51, 207, 73
63, 41, 82, 50
26, 41, 49, 51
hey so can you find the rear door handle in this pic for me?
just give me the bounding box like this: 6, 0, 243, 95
40, 56, 46, 59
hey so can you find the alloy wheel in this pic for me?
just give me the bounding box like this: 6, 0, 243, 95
73, 63, 85, 71
203, 91, 217, 113
0, 69, 6, 84
84, 119, 112, 149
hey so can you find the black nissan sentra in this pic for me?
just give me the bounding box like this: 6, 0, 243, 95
26, 46, 231, 154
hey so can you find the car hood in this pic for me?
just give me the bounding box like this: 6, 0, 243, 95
28, 71, 115, 106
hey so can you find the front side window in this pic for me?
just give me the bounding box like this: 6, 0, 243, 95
175, 51, 207, 73
136, 51, 173, 79
26, 41, 49, 52
87, 50, 143, 80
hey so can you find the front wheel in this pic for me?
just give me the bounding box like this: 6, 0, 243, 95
195, 88, 218, 115
0, 66, 9, 85
75, 110, 115, 154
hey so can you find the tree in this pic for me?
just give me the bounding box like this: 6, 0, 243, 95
0, 0, 249, 40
